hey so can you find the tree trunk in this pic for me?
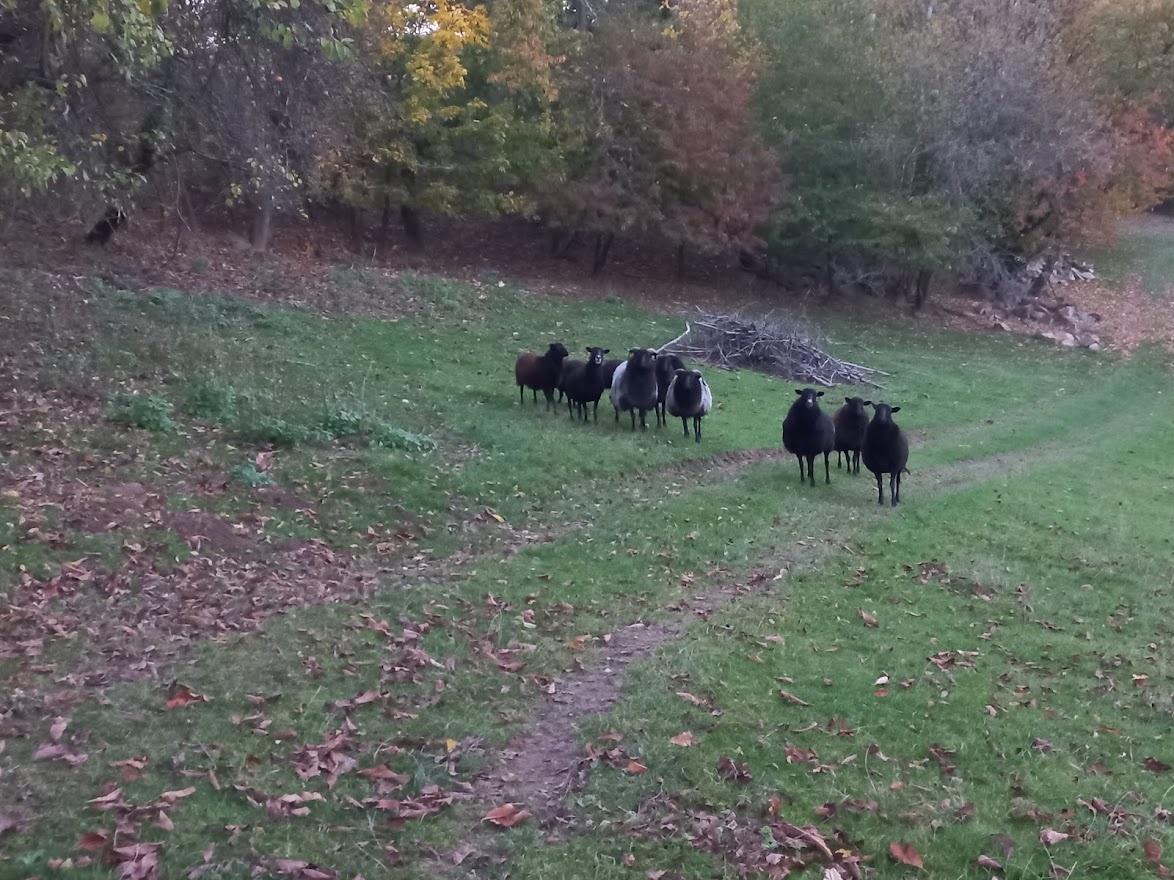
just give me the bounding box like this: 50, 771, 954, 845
379, 196, 393, 248
250, 199, 273, 252
676, 242, 686, 282
591, 232, 614, 276
401, 205, 423, 248
348, 206, 363, 254
913, 268, 932, 311
553, 229, 579, 258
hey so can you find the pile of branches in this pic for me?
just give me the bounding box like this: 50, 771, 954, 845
659, 310, 885, 387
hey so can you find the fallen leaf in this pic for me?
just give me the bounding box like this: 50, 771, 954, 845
1144, 840, 1163, 864
625, 760, 648, 774
49, 716, 68, 742
975, 855, 1003, 871
166, 684, 210, 709
451, 845, 474, 865
1144, 757, 1171, 774
778, 690, 811, 706
111, 756, 148, 782
991, 834, 1016, 858
670, 731, 696, 747
889, 841, 923, 869
1040, 829, 1069, 845
483, 803, 530, 828
77, 830, 110, 852
647, 871, 666, 880
1032, 737, 1053, 752
858, 609, 879, 627
716, 755, 751, 782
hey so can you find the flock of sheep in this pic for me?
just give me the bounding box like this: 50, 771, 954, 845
515, 342, 909, 506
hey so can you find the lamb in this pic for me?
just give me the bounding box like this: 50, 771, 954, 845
833, 396, 872, 474
515, 342, 570, 410
654, 353, 686, 427
666, 368, 712, 442
610, 348, 659, 430
560, 346, 611, 421
781, 388, 836, 486
862, 402, 910, 507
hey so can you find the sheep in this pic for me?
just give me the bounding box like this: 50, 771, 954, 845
610, 348, 659, 430
781, 388, 836, 486
654, 353, 686, 427
601, 358, 623, 389
559, 356, 622, 405
833, 396, 872, 475
515, 342, 570, 410
560, 346, 611, 421
666, 368, 712, 442
862, 402, 910, 507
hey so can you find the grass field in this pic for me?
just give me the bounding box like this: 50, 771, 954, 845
1089, 215, 1174, 298
1, 266, 1172, 880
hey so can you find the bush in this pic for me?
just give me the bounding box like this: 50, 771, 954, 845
104, 393, 178, 432
183, 375, 238, 421
229, 460, 274, 487
318, 404, 437, 452
235, 415, 316, 447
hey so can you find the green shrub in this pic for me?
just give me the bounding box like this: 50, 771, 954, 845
229, 460, 274, 487
235, 415, 314, 447
104, 392, 178, 432
183, 375, 238, 421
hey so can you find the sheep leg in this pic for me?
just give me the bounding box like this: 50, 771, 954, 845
592, 400, 599, 422
693, 415, 702, 442
806, 455, 816, 487
532, 388, 538, 404
614, 406, 620, 423
639, 409, 648, 431
519, 385, 525, 405
630, 409, 637, 431
797, 455, 806, 483
874, 473, 884, 505
852, 450, 860, 475
891, 472, 900, 507
823, 451, 830, 484
837, 450, 843, 469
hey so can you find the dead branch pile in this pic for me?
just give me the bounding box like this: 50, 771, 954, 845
658, 310, 886, 388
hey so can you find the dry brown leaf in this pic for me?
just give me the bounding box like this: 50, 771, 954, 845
483, 803, 531, 828
626, 760, 648, 774
975, 855, 1003, 870
669, 731, 696, 747
1144, 757, 1171, 774
778, 690, 811, 706
889, 841, 923, 869
165, 684, 210, 709
77, 831, 110, 852
716, 755, 751, 782
858, 610, 879, 627
1145, 840, 1163, 864
1040, 828, 1069, 845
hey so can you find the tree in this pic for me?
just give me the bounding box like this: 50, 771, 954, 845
542, 0, 780, 274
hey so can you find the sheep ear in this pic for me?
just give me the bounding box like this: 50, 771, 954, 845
794, 389, 803, 395
585, 347, 592, 354
674, 368, 685, 376
862, 400, 873, 406
845, 397, 852, 404
891, 406, 901, 413
602, 349, 610, 354
816, 391, 824, 397
629, 348, 638, 355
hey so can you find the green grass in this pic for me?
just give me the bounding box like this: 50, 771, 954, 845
1088, 216, 1174, 297
2, 267, 1172, 880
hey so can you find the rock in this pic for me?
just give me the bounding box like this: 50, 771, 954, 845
1077, 334, 1099, 348
1059, 332, 1077, 347
1088, 342, 1101, 351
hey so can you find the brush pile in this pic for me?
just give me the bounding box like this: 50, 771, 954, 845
658, 310, 885, 387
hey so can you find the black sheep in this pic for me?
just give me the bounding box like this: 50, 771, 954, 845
601, 358, 623, 389
666, 368, 713, 442
654, 353, 686, 427
560, 346, 611, 421
781, 388, 836, 486
515, 342, 570, 410
85, 207, 126, 246
610, 348, 659, 430
862, 402, 909, 507
833, 396, 872, 474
